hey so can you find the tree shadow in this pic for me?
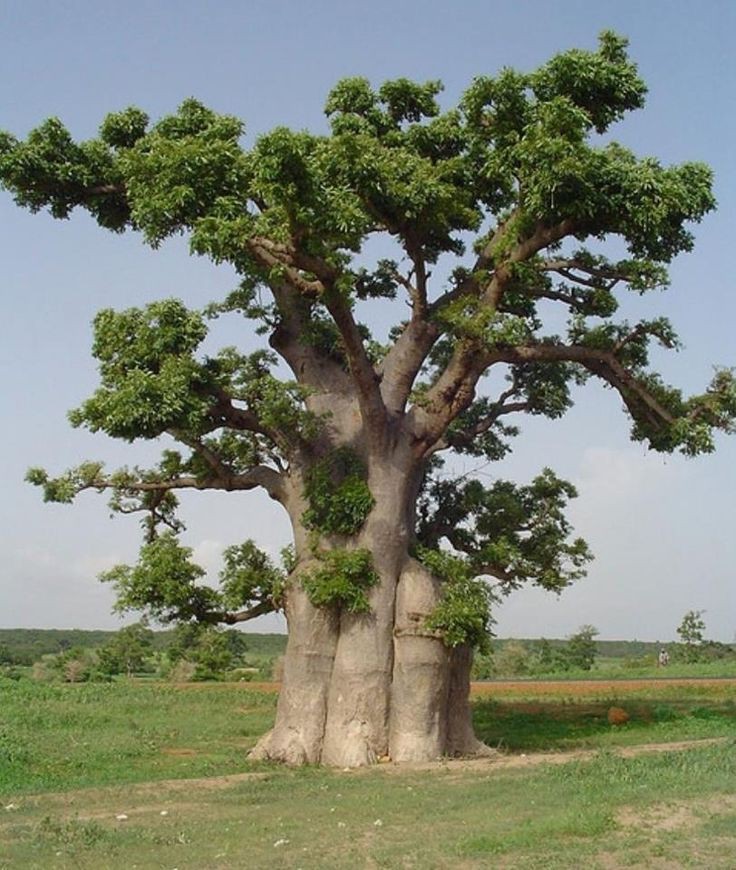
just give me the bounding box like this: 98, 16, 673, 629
471, 698, 736, 752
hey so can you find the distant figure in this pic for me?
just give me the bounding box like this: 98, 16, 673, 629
658, 648, 670, 667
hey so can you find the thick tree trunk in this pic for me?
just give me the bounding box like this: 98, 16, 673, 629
250, 580, 338, 764
390, 559, 450, 761
321, 459, 412, 766
250, 448, 491, 767
446, 645, 496, 757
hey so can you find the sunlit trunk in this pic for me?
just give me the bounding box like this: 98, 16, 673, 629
251, 445, 491, 767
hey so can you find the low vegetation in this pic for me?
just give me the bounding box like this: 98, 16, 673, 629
2, 622, 734, 685
0, 627, 285, 683
0, 676, 735, 867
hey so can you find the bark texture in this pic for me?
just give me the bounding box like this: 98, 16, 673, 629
250, 446, 490, 767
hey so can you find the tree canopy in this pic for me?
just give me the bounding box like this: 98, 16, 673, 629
3, 30, 734, 637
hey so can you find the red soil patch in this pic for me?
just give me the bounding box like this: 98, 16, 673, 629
170, 677, 736, 699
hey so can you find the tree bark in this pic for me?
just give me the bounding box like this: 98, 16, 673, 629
250, 580, 338, 764
320, 458, 412, 766
250, 447, 490, 767
446, 645, 496, 757
390, 558, 450, 762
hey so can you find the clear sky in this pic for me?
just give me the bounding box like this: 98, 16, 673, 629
1, 0, 735, 641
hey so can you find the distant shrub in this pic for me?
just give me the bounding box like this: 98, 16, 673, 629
31, 648, 103, 683
471, 653, 494, 680
167, 659, 197, 683
97, 623, 154, 677
161, 624, 249, 681
492, 641, 532, 677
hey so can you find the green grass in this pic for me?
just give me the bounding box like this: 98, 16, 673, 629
473, 697, 736, 752
482, 655, 736, 682
2, 676, 736, 867
1, 743, 735, 868
2, 677, 736, 797
561, 656, 736, 680
0, 678, 276, 795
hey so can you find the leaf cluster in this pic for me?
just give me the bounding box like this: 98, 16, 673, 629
302, 448, 375, 535
69, 299, 213, 440
301, 548, 378, 613
417, 467, 592, 593
219, 540, 286, 611
415, 547, 495, 652
99, 532, 285, 625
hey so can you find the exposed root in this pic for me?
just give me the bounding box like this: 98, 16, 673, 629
248, 727, 317, 766
321, 720, 379, 767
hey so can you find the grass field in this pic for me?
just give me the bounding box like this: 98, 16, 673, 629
1, 676, 735, 868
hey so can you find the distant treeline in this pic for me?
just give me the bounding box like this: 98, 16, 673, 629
0, 629, 663, 667
491, 639, 665, 659
0, 629, 288, 666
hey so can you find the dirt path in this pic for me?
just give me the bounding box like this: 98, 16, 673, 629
2, 736, 730, 828
378, 736, 731, 774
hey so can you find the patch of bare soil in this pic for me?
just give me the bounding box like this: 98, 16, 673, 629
171, 677, 736, 697
378, 736, 731, 775
615, 792, 736, 833
0, 770, 272, 832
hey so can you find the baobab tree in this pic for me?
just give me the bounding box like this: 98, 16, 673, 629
2, 32, 734, 765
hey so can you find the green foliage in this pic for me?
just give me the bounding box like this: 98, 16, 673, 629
302, 448, 374, 535
677, 609, 707, 662
25, 462, 105, 503
32, 647, 101, 684
417, 467, 592, 593
301, 548, 378, 613
0, 643, 14, 665
99, 533, 284, 625
564, 624, 599, 671
219, 540, 285, 611
677, 609, 706, 646
96, 623, 154, 677
214, 348, 322, 441
99, 107, 149, 148
0, 629, 135, 666
488, 640, 532, 677
69, 299, 213, 440
165, 623, 247, 680
416, 547, 495, 651
530, 31, 647, 133
99, 532, 220, 624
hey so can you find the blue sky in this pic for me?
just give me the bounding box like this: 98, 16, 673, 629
1, 0, 735, 640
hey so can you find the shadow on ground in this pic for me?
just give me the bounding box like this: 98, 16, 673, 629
472, 698, 736, 752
